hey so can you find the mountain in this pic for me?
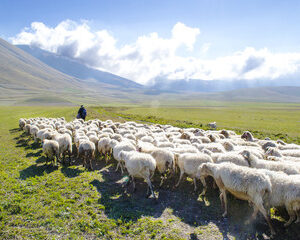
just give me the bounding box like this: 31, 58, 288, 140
151, 78, 300, 93
1, 38, 300, 105
0, 38, 83, 94
17, 45, 143, 89
199, 86, 300, 102
0, 38, 148, 105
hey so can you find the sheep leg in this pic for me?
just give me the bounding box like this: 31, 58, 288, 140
193, 178, 197, 192
145, 177, 155, 199
159, 175, 165, 187
120, 163, 124, 175
221, 189, 228, 217
105, 153, 108, 163
132, 177, 136, 192
199, 176, 207, 196
256, 202, 275, 235
83, 157, 87, 170
284, 205, 296, 227
175, 170, 184, 188
89, 158, 93, 171
245, 206, 259, 224
115, 162, 120, 172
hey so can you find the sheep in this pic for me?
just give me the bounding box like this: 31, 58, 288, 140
241, 150, 300, 175
78, 140, 96, 170
219, 129, 230, 138
266, 147, 300, 158
252, 169, 300, 227
222, 141, 264, 159
137, 141, 156, 153
42, 139, 59, 166
97, 137, 111, 162
156, 142, 175, 148
111, 133, 123, 142
113, 141, 136, 174
19, 118, 26, 130
241, 131, 254, 142
175, 153, 213, 191
89, 135, 99, 147
196, 162, 275, 235
261, 141, 277, 152
215, 152, 249, 167
278, 143, 300, 150
51, 133, 72, 165
119, 150, 156, 198
150, 148, 175, 186
180, 132, 192, 140
36, 129, 53, 144
207, 122, 217, 129
140, 135, 154, 143
197, 143, 225, 153
30, 125, 39, 141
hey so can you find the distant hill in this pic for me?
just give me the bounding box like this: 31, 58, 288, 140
151, 78, 300, 93
17, 45, 143, 89
0, 38, 87, 96
1, 38, 300, 105
200, 86, 300, 102
0, 38, 147, 105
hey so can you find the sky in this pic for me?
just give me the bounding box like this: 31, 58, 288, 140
1, 0, 300, 85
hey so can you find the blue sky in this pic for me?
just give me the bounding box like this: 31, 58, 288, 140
1, 0, 300, 83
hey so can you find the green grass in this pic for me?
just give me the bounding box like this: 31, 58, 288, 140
0, 105, 300, 239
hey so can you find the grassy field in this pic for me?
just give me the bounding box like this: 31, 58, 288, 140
1, 105, 300, 240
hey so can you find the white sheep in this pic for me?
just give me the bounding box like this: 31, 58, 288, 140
19, 118, 26, 130
113, 141, 136, 173
78, 140, 96, 170
119, 150, 157, 198
150, 148, 175, 186
175, 153, 213, 191
241, 131, 255, 142
52, 133, 72, 165
207, 122, 217, 129
196, 162, 275, 235
97, 137, 111, 162
266, 147, 300, 158
241, 150, 300, 175
42, 139, 59, 166
215, 152, 249, 167
30, 125, 39, 141
253, 169, 300, 227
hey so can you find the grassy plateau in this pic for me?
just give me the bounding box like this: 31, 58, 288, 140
0, 104, 300, 240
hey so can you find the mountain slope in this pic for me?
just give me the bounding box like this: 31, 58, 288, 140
152, 78, 300, 93
0, 38, 83, 94
17, 45, 143, 89
194, 86, 300, 102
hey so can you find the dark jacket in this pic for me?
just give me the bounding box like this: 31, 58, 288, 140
77, 107, 87, 119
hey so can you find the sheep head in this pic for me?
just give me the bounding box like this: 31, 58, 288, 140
220, 129, 230, 138
197, 163, 212, 179
240, 150, 251, 160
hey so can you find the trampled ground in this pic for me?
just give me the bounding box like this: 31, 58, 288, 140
1, 105, 300, 239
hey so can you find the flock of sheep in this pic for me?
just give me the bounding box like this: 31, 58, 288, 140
18, 117, 300, 236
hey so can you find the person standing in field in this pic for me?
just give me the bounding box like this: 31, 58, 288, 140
77, 105, 87, 120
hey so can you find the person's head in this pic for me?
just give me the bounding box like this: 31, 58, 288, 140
80, 105, 84, 108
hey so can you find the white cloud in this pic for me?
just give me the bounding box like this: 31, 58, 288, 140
11, 20, 300, 85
